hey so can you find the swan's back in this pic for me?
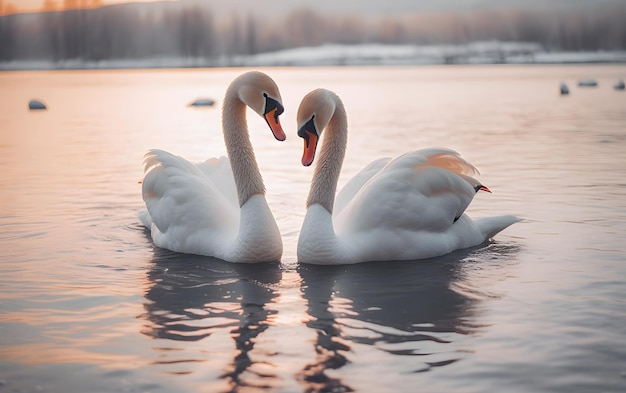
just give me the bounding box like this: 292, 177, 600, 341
334, 148, 480, 234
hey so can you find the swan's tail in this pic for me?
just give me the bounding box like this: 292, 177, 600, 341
475, 215, 521, 240
138, 210, 152, 228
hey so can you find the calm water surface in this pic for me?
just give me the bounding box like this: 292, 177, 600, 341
0, 65, 625, 392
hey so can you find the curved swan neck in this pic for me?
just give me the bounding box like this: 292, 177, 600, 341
222, 87, 266, 207
306, 96, 348, 214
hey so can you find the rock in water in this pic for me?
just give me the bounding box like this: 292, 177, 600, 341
189, 98, 215, 107
578, 79, 598, 87
29, 99, 47, 110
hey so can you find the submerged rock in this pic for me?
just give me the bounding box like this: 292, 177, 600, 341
189, 98, 215, 107
578, 79, 598, 87
614, 80, 625, 90
29, 99, 47, 110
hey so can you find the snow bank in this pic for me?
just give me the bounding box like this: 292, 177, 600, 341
2, 42, 625, 70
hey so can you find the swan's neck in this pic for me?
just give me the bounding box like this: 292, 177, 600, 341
306, 101, 347, 214
222, 91, 265, 207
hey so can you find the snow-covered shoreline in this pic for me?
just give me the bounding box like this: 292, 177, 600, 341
2, 42, 626, 71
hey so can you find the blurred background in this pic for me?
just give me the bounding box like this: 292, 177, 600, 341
1, 0, 626, 69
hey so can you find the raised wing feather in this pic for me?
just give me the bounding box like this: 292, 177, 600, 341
334, 157, 390, 215
141, 149, 239, 248
334, 148, 480, 235
196, 156, 238, 206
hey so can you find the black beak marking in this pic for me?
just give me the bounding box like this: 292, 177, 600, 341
263, 94, 284, 123
298, 116, 317, 148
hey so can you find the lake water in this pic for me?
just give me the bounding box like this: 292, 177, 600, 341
0, 65, 625, 392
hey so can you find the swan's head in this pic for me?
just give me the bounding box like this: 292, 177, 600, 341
296, 89, 337, 166
235, 71, 286, 141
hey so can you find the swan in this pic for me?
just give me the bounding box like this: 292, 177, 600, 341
296, 88, 519, 265
140, 71, 285, 263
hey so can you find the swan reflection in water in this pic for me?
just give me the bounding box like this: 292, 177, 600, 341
141, 247, 282, 391
140, 242, 518, 392
297, 242, 520, 392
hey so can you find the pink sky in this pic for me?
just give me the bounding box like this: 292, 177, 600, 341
1, 0, 166, 14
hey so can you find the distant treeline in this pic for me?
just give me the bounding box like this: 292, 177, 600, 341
1, 2, 625, 64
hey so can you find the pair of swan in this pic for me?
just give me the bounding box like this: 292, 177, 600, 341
140, 72, 518, 265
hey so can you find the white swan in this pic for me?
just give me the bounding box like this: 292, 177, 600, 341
296, 88, 519, 265
140, 71, 285, 263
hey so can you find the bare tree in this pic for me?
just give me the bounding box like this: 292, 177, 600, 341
0, 0, 16, 61
245, 14, 257, 55
284, 8, 328, 47
176, 5, 216, 61
1, 1, 626, 66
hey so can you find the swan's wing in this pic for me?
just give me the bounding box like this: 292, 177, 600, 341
196, 156, 238, 207
142, 149, 239, 240
334, 157, 390, 215
334, 148, 482, 235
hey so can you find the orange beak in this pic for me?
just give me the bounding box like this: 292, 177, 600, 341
264, 109, 286, 141
301, 130, 318, 166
